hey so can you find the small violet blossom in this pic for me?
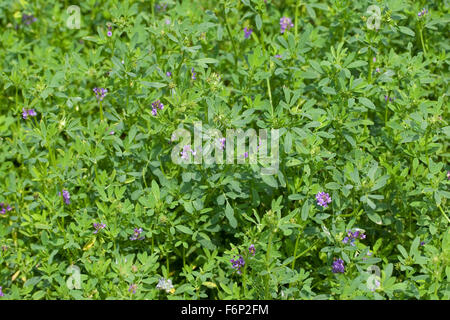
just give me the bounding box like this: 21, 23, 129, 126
249, 244, 256, 256
280, 17, 294, 34
130, 228, 144, 241
22, 108, 37, 120
315, 192, 331, 208
93, 223, 106, 234
0, 203, 13, 215
332, 258, 345, 273
58, 190, 71, 205
128, 284, 137, 294
230, 255, 245, 274
93, 87, 108, 101
342, 229, 366, 246
244, 27, 253, 39
22, 14, 37, 25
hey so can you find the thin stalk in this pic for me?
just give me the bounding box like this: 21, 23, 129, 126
264, 231, 273, 299
295, 2, 301, 38
438, 205, 450, 224
222, 3, 238, 68
99, 101, 104, 121
418, 27, 426, 56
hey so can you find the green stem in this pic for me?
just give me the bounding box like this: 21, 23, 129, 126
419, 27, 426, 56
222, 3, 238, 68
99, 101, 104, 121
438, 205, 450, 224
295, 2, 301, 38
264, 231, 273, 299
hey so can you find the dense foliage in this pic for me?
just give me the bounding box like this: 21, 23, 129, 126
0, 0, 449, 300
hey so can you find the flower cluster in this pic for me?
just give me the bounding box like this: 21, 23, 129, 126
151, 100, 164, 116
218, 138, 226, 150
107, 23, 112, 37
230, 255, 245, 274
22, 14, 37, 25
156, 278, 174, 293
22, 108, 37, 120
244, 27, 253, 39
332, 258, 345, 273
384, 95, 395, 102
93, 223, 106, 234
0, 203, 12, 215
315, 192, 331, 208
130, 227, 144, 241
342, 229, 366, 246
180, 145, 196, 160
59, 190, 71, 205
280, 17, 293, 34
128, 283, 137, 294
418, 8, 428, 17
191, 67, 197, 80
93, 87, 108, 101
155, 3, 167, 11
249, 244, 255, 256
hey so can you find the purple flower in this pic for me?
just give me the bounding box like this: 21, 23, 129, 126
0, 286, 4, 297
180, 145, 195, 160
107, 31, 112, 37
218, 138, 226, 150
230, 255, 245, 274
22, 108, 37, 120
274, 54, 282, 59
243, 152, 249, 159
166, 71, 172, 77
420, 241, 425, 246
315, 192, 331, 208
280, 17, 294, 34
22, 14, 37, 25
93, 223, 106, 234
59, 190, 71, 205
249, 244, 255, 256
128, 284, 137, 294
244, 27, 253, 39
376, 67, 380, 73
191, 67, 197, 80
373, 57, 376, 63
152, 100, 164, 110
0, 203, 13, 215
130, 227, 144, 241
332, 258, 345, 273
342, 237, 349, 244
93, 87, 108, 101
447, 171, 450, 180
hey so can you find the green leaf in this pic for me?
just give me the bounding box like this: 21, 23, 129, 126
141, 81, 167, 88
255, 14, 262, 30
359, 97, 375, 110
399, 26, 415, 36
225, 202, 237, 228
261, 174, 278, 188
175, 225, 193, 235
